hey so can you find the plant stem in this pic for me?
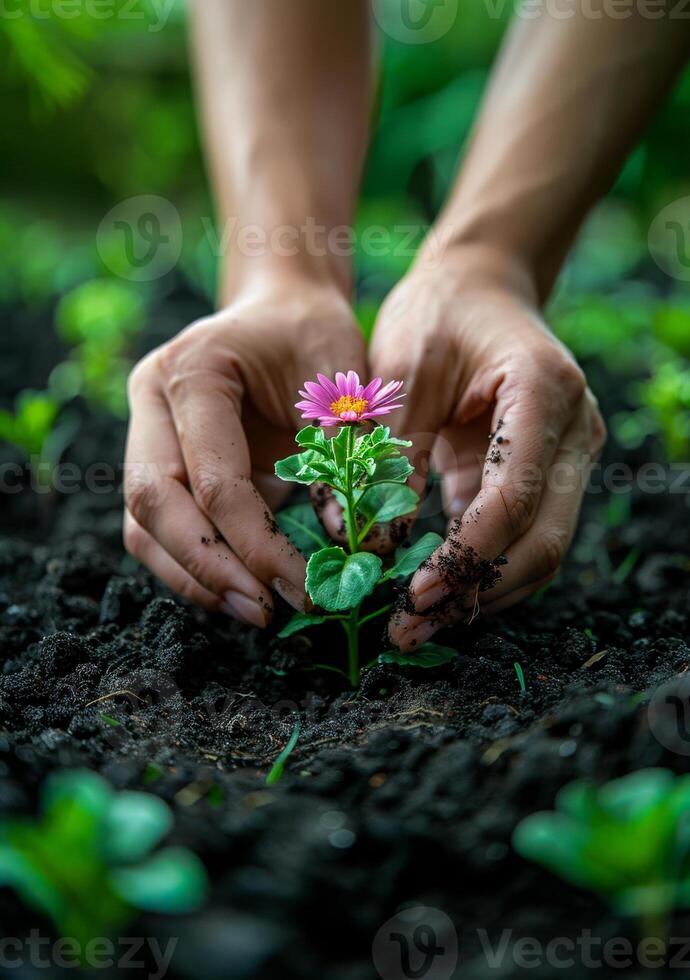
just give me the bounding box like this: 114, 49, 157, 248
343, 423, 361, 686
358, 603, 393, 628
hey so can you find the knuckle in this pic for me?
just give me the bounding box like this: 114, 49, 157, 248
124, 471, 160, 528
190, 466, 225, 516
157, 337, 188, 381
552, 356, 587, 403
127, 356, 154, 400
495, 481, 540, 537
591, 408, 608, 455
535, 526, 569, 579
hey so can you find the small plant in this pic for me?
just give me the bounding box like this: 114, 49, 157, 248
0, 769, 208, 951
275, 371, 453, 686
266, 718, 301, 786
513, 768, 690, 937
0, 388, 78, 489
513, 661, 526, 694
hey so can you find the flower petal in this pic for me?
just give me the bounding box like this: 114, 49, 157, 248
316, 373, 340, 400
346, 370, 360, 396
361, 377, 383, 401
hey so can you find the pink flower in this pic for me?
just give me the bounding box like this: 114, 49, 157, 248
296, 371, 405, 425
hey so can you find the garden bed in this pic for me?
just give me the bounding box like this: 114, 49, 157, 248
1, 293, 689, 979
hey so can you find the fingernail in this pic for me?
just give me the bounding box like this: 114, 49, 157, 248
221, 591, 268, 628
272, 577, 307, 612
400, 619, 439, 652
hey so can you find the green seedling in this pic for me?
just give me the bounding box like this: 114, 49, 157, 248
266, 718, 301, 786
275, 386, 454, 685
514, 661, 526, 694
513, 768, 690, 938
0, 388, 78, 489
0, 769, 208, 951
613, 547, 641, 585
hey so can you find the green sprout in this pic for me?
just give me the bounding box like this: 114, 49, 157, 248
513, 661, 526, 694
266, 718, 301, 786
0, 388, 78, 489
0, 769, 208, 951
275, 405, 454, 686
56, 278, 146, 418
513, 769, 690, 938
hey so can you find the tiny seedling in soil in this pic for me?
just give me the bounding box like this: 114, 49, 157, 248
266, 718, 302, 786
513, 661, 526, 694
0, 769, 208, 953
513, 768, 690, 939
275, 371, 456, 686
0, 388, 78, 490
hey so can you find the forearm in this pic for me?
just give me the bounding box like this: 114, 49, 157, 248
189, 0, 373, 304
420, 10, 690, 302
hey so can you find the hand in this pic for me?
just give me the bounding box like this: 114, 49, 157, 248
123, 279, 366, 626
369, 248, 606, 651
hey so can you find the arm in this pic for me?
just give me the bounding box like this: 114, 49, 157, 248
189, 0, 373, 302
421, 12, 690, 296
370, 13, 690, 649
124, 1, 373, 624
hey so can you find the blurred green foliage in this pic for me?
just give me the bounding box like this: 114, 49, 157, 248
0, 769, 208, 950
513, 769, 690, 929
56, 278, 146, 416
0, 3, 688, 459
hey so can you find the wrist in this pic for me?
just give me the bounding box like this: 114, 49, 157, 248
411, 238, 541, 309
217, 215, 354, 308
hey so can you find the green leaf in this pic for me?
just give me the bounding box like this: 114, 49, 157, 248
110, 847, 208, 914
103, 791, 173, 864
276, 503, 328, 558
0, 844, 63, 925
278, 611, 329, 638
306, 547, 382, 611
331, 425, 351, 469
386, 532, 443, 580
358, 484, 419, 525
369, 456, 414, 485
378, 642, 457, 669
295, 425, 330, 456
274, 451, 321, 485
266, 719, 301, 786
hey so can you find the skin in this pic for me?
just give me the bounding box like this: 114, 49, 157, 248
125, 3, 690, 645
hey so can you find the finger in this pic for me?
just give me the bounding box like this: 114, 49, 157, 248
407, 360, 587, 616
163, 364, 308, 610
123, 511, 219, 612
125, 374, 273, 624
389, 399, 595, 650
432, 410, 490, 518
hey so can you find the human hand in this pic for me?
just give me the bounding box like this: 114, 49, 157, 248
124, 278, 366, 627
369, 247, 606, 651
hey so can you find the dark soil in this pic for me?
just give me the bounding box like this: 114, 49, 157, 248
1, 288, 690, 979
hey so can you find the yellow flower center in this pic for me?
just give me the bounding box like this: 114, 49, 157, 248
330, 395, 368, 417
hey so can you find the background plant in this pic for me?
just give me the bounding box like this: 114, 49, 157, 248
513, 768, 690, 938
0, 769, 208, 951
